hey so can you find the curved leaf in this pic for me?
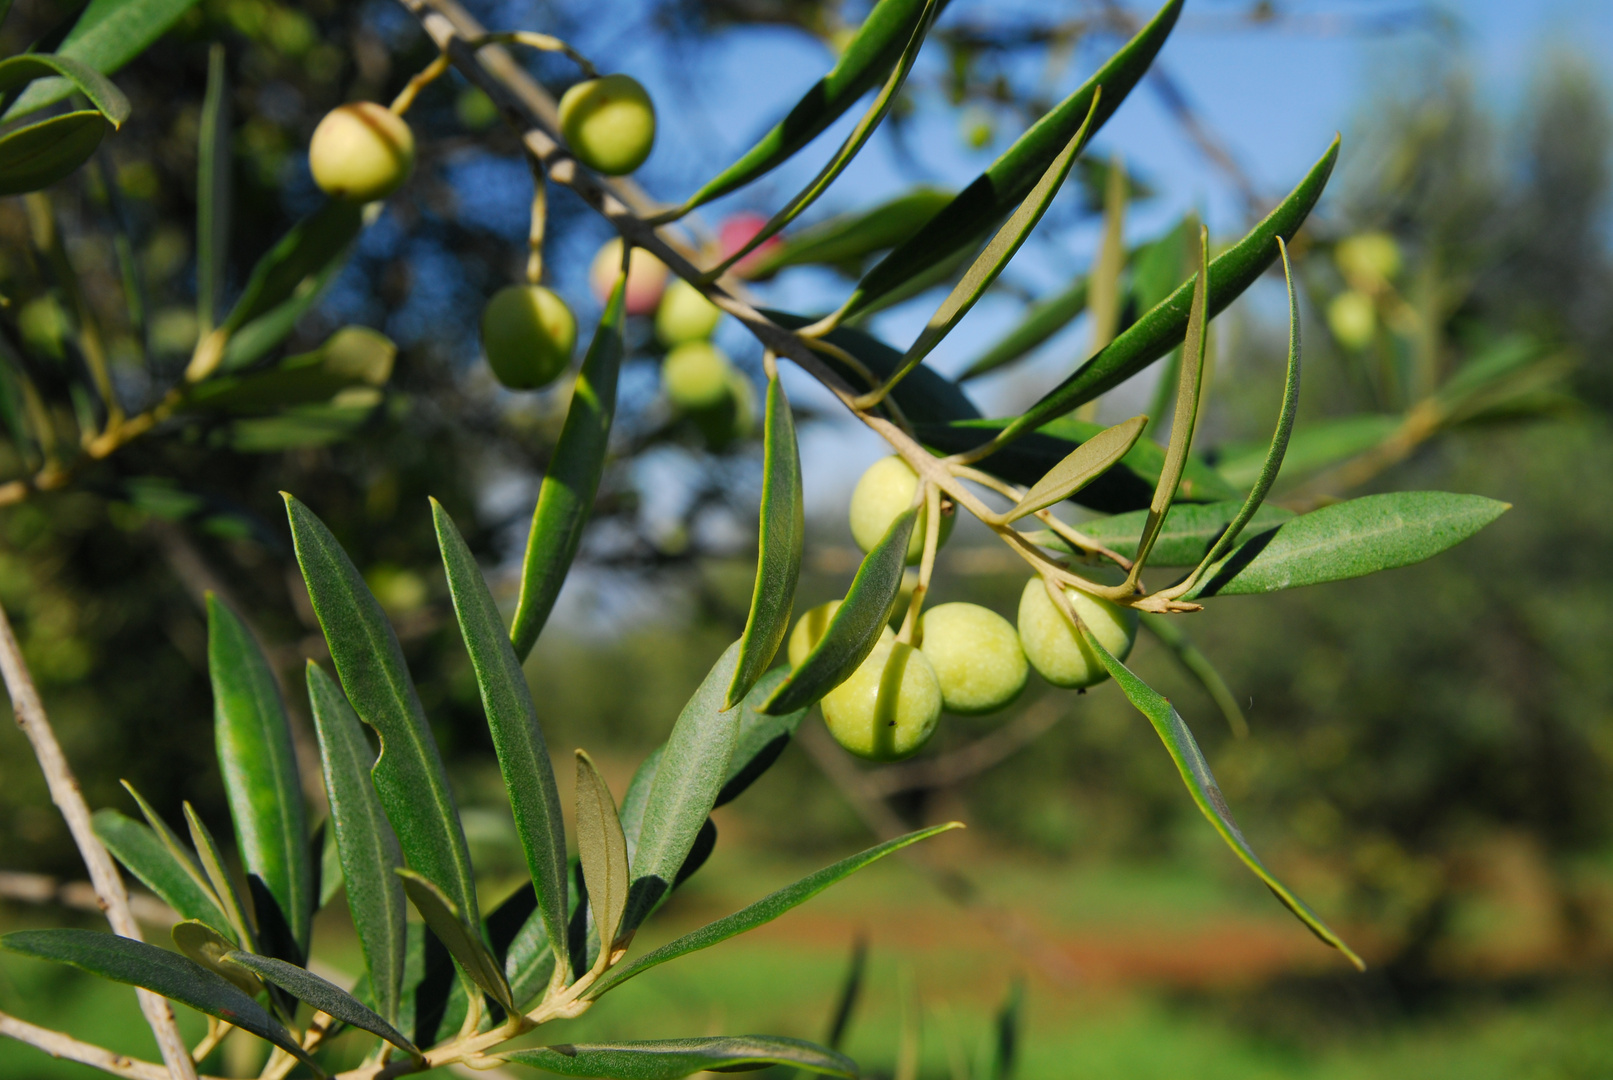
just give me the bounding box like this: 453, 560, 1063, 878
728, 377, 804, 708
397, 869, 512, 1011
171, 920, 261, 997
717, 667, 809, 807
0, 54, 128, 125
747, 188, 953, 279
223, 950, 419, 1056
3, 0, 199, 119
0, 111, 109, 196
307, 661, 407, 1027
1215, 414, 1400, 490
284, 494, 479, 924
1137, 612, 1248, 739
93, 809, 232, 936
0, 929, 315, 1066
510, 280, 626, 660
1184, 492, 1510, 599
1005, 414, 1146, 522
960, 274, 1089, 382
575, 752, 629, 957
761, 506, 916, 716
181, 803, 255, 951
1047, 501, 1293, 566
504, 1036, 857, 1079
1077, 629, 1364, 970
207, 595, 311, 963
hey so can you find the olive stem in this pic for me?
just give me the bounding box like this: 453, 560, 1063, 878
896, 482, 942, 646
468, 32, 598, 78
391, 51, 451, 115
525, 154, 548, 285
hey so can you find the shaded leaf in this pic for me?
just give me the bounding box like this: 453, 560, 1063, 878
93, 809, 231, 935
171, 920, 261, 997
182, 802, 255, 951
196, 42, 229, 334
0, 54, 128, 125
716, 667, 809, 808
1047, 500, 1293, 567
960, 274, 1089, 382
223, 950, 419, 1056
183, 327, 394, 414
1215, 414, 1399, 490
504, 1036, 857, 1079
0, 111, 109, 196
1005, 415, 1146, 522
4, 0, 200, 118
574, 752, 629, 956
397, 869, 512, 1012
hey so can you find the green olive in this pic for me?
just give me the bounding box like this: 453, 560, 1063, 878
1327, 291, 1376, 350
558, 74, 656, 176
479, 284, 577, 390
662, 342, 734, 410
655, 279, 723, 346
788, 601, 841, 668
848, 456, 953, 565
919, 602, 1027, 715
308, 102, 414, 202
821, 636, 942, 761
1016, 578, 1137, 689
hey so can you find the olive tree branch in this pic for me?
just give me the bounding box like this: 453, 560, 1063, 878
0, 1010, 205, 1080
0, 603, 200, 1080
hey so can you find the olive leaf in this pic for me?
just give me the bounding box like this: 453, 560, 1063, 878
575, 751, 630, 958
3, 0, 200, 119
960, 273, 1090, 382
0, 54, 128, 126
223, 951, 420, 1057
744, 188, 952, 279
761, 506, 917, 716
503, 1036, 858, 1079
1137, 612, 1248, 739
117, 783, 233, 940
171, 920, 262, 997
398, 869, 513, 1013
1034, 501, 1293, 566
182, 802, 257, 952
727, 376, 804, 708
1003, 415, 1147, 522
92, 810, 232, 936
196, 43, 229, 335
0, 111, 110, 196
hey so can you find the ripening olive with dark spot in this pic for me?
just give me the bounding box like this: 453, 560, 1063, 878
849, 456, 953, 565
308, 102, 414, 202
558, 74, 656, 176
919, 602, 1027, 715
480, 285, 577, 390
1016, 578, 1137, 689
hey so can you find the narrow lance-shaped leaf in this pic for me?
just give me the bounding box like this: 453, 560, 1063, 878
510, 279, 626, 660
504, 1036, 857, 1079
996, 137, 1339, 443
728, 377, 804, 708
575, 752, 629, 956
1137, 613, 1248, 740
761, 506, 917, 716
284, 494, 479, 924
824, 939, 867, 1051
182, 803, 256, 952
397, 869, 513, 1012
1126, 225, 1209, 586
118, 783, 231, 929
589, 824, 959, 999
675, 0, 934, 212
433, 501, 570, 977
1086, 152, 1128, 356
1214, 414, 1399, 491
223, 951, 420, 1057
1076, 626, 1365, 970
307, 661, 407, 1027
3, 0, 201, 119
842, 0, 1183, 319
1184, 492, 1510, 600
1170, 236, 1301, 598
713, 0, 942, 275
1004, 414, 1146, 522
92, 810, 232, 936
960, 275, 1090, 382
744, 188, 953, 279
872, 93, 1100, 398
0, 54, 128, 126
207, 595, 311, 963
625, 642, 745, 930
1038, 500, 1292, 567
196, 42, 230, 335
0, 112, 110, 196
0, 929, 316, 1067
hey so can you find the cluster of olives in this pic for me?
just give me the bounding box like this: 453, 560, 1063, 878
793, 457, 1139, 762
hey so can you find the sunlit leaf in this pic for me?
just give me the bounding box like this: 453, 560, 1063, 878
224, 950, 420, 1056
1005, 415, 1146, 522
504, 1036, 858, 1079
574, 752, 629, 956
4, 0, 200, 119
92, 810, 232, 936
0, 54, 128, 125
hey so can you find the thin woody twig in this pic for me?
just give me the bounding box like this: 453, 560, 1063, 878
0, 603, 198, 1080
0, 1010, 197, 1080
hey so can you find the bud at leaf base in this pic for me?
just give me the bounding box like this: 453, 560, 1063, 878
309, 102, 414, 202
558, 74, 656, 176
1016, 578, 1137, 689
849, 455, 953, 565
480, 284, 577, 390
919, 602, 1027, 715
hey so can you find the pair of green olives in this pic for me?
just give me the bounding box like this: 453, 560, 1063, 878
796, 457, 1140, 761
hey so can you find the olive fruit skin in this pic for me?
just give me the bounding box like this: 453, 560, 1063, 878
1016, 578, 1137, 689
788, 601, 840, 667
558, 74, 656, 176
480, 285, 577, 390
590, 239, 667, 317
919, 602, 1028, 715
849, 456, 954, 565
656, 279, 723, 346
717, 212, 785, 279
308, 102, 415, 202
821, 634, 943, 762
662, 342, 734, 410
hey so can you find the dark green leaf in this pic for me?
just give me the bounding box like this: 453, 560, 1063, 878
510, 280, 626, 660
284, 495, 478, 923
218, 254, 351, 372
398, 869, 512, 1012
1185, 492, 1510, 599
999, 137, 1339, 443
746, 188, 953, 279
307, 661, 407, 1028
117, 783, 231, 932
1006, 415, 1146, 522
1077, 630, 1363, 970
575, 752, 629, 957
590, 824, 958, 999
0, 111, 109, 196
1046, 501, 1293, 567
505, 1036, 857, 1079
677, 0, 934, 211
0, 929, 315, 1065
762, 507, 916, 716
823, 939, 866, 1051
3, 0, 200, 119
842, 0, 1183, 318
0, 54, 128, 125
728, 377, 804, 708
196, 43, 229, 334
223, 950, 420, 1056
225, 200, 364, 335
207, 595, 311, 962
626, 641, 745, 929
990, 979, 1023, 1080
93, 809, 232, 936
434, 500, 570, 977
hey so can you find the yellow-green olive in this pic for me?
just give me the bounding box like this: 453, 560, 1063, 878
1016, 578, 1137, 689
1327, 291, 1376, 350
1335, 231, 1401, 289
590, 238, 667, 317
308, 102, 414, 202
480, 284, 577, 390
918, 602, 1027, 715
821, 635, 942, 762
558, 74, 656, 176
655, 278, 723, 346
849, 455, 953, 565
788, 601, 840, 668
662, 342, 734, 410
